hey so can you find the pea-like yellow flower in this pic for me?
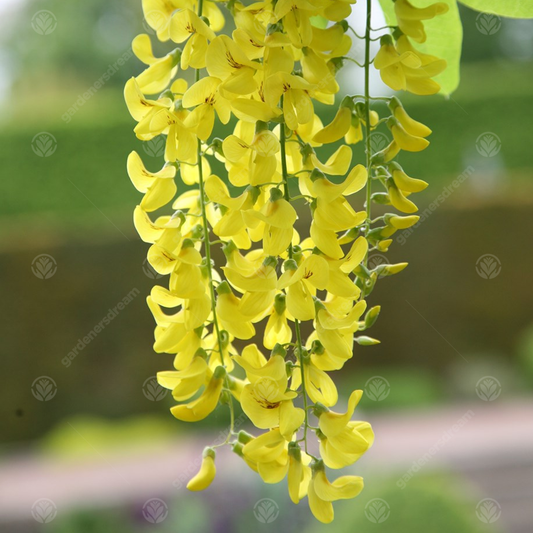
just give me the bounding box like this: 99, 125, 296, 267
170, 366, 226, 421
130, 0, 446, 519
308, 461, 364, 523
187, 447, 217, 491
394, 0, 449, 43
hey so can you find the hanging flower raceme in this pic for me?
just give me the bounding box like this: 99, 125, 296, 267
127, 0, 447, 523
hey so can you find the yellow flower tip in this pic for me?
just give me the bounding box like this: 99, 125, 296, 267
187, 448, 217, 491
312, 106, 352, 144
388, 118, 430, 152
170, 367, 225, 422
390, 97, 432, 138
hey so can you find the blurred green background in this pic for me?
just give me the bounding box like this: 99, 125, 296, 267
1, 0, 533, 532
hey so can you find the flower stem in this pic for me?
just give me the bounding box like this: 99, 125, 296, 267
364, 0, 373, 267
280, 107, 310, 453
196, 0, 234, 435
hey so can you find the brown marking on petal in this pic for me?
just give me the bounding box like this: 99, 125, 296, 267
303, 269, 313, 279
226, 51, 243, 69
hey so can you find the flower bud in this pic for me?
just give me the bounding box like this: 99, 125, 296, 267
187, 447, 216, 492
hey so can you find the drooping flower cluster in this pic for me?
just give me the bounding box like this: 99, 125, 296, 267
126, 0, 447, 523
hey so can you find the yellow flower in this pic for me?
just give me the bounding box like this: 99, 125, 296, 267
291, 356, 338, 407
387, 181, 418, 213
241, 428, 290, 482
389, 96, 432, 137
157, 349, 210, 401
133, 34, 181, 94
308, 462, 364, 523
222, 127, 280, 186
287, 443, 312, 503
312, 105, 352, 144
127, 151, 177, 212
141, 0, 180, 41
390, 162, 428, 193
244, 188, 297, 256
264, 293, 292, 349
277, 254, 328, 321
182, 76, 231, 140
235, 347, 304, 438
274, 0, 317, 48
215, 281, 256, 339
395, 35, 447, 95
187, 447, 217, 491
316, 389, 363, 437
301, 47, 340, 95
319, 421, 374, 468
394, 0, 449, 44
264, 72, 315, 131
170, 366, 226, 422
387, 117, 430, 152
170, 9, 216, 70
124, 77, 172, 124
206, 35, 260, 97
374, 33, 446, 95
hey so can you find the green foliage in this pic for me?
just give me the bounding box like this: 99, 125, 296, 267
308, 474, 497, 533
5, 0, 141, 91
458, 0, 533, 18
377, 0, 463, 95
40, 415, 178, 459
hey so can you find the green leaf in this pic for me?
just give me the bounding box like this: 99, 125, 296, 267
376, 0, 463, 95
458, 0, 533, 18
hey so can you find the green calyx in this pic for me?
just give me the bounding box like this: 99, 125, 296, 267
270, 187, 284, 202
216, 281, 232, 295
274, 293, 287, 315
272, 343, 287, 358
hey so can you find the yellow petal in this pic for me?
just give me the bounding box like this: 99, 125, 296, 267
313, 470, 364, 501
312, 106, 351, 144
187, 452, 216, 491
170, 370, 224, 422
279, 401, 305, 440
318, 389, 363, 438
341, 237, 368, 273
308, 477, 334, 524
